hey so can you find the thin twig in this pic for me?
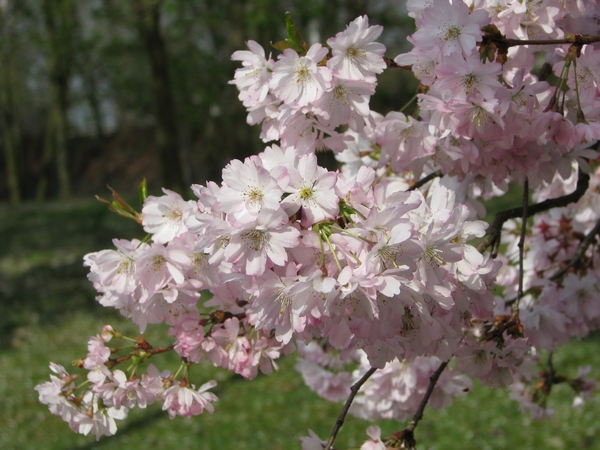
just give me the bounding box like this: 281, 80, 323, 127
477, 169, 590, 257
384, 57, 412, 70
407, 170, 442, 192
389, 361, 449, 448
514, 177, 529, 311
550, 215, 600, 281
405, 360, 448, 433
491, 35, 600, 47
325, 367, 377, 450
504, 213, 600, 308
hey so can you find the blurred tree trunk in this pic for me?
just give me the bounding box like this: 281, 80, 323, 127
36, 105, 58, 202
84, 70, 106, 140
0, 6, 21, 204
346, 0, 368, 20
41, 0, 74, 200
135, 0, 185, 194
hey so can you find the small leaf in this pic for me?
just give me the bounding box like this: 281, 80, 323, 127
285, 12, 301, 47
139, 177, 148, 205
108, 185, 136, 215
271, 38, 305, 54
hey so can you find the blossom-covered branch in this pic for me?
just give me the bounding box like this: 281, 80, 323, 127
36, 1, 600, 446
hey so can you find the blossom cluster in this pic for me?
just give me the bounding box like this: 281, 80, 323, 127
35, 331, 217, 440
36, 1, 600, 446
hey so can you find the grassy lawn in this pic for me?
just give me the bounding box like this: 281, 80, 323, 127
1, 199, 599, 450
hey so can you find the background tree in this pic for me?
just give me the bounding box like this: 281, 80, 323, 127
0, 0, 414, 201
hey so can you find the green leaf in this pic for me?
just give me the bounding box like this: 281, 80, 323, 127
139, 177, 148, 205
271, 39, 299, 52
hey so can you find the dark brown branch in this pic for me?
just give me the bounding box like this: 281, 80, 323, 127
515, 178, 529, 311
391, 361, 449, 448
384, 56, 412, 70
550, 215, 600, 281
493, 35, 600, 48
108, 344, 175, 365
406, 360, 448, 431
325, 367, 377, 450
407, 170, 443, 192
477, 169, 590, 257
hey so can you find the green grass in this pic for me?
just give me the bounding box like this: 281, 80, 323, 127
1, 199, 600, 450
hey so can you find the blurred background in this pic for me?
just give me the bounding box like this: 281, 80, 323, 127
0, 0, 414, 202
1, 1, 600, 449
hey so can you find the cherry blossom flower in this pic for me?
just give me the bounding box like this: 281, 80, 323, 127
280, 153, 339, 227
142, 189, 197, 244
300, 429, 327, 450
162, 379, 218, 419
434, 53, 503, 101
411, 0, 490, 56
217, 156, 285, 220
270, 43, 332, 108
75, 392, 128, 440
230, 40, 274, 103
225, 208, 301, 276
360, 426, 387, 450
326, 15, 386, 81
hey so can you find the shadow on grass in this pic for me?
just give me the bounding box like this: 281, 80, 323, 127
64, 408, 165, 450
0, 200, 143, 348
61, 369, 249, 450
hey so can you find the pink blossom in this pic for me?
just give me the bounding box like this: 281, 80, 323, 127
217, 156, 285, 220
162, 380, 218, 419
312, 78, 375, 127
270, 43, 332, 108
230, 40, 274, 103
142, 189, 197, 244
300, 429, 327, 450
360, 426, 387, 450
411, 0, 490, 56
434, 53, 503, 101
225, 208, 300, 276
280, 153, 339, 227
326, 15, 386, 81
75, 392, 128, 440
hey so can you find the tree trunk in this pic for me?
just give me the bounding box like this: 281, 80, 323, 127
42, 0, 74, 200
0, 7, 21, 204
36, 108, 56, 202
135, 0, 186, 194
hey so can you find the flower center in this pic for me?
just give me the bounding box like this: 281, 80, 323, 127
461, 74, 478, 94
444, 25, 461, 41
242, 229, 270, 251
245, 186, 264, 207
299, 185, 315, 201
152, 255, 166, 272
424, 246, 445, 267
163, 208, 183, 222
117, 257, 133, 275
295, 64, 310, 84
333, 85, 348, 104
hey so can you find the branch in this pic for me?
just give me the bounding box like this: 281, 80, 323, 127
550, 214, 600, 281
492, 35, 600, 48
515, 178, 529, 311
391, 361, 449, 448
406, 360, 448, 431
384, 57, 412, 70
325, 367, 377, 450
108, 344, 175, 365
407, 170, 442, 192
477, 169, 590, 257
